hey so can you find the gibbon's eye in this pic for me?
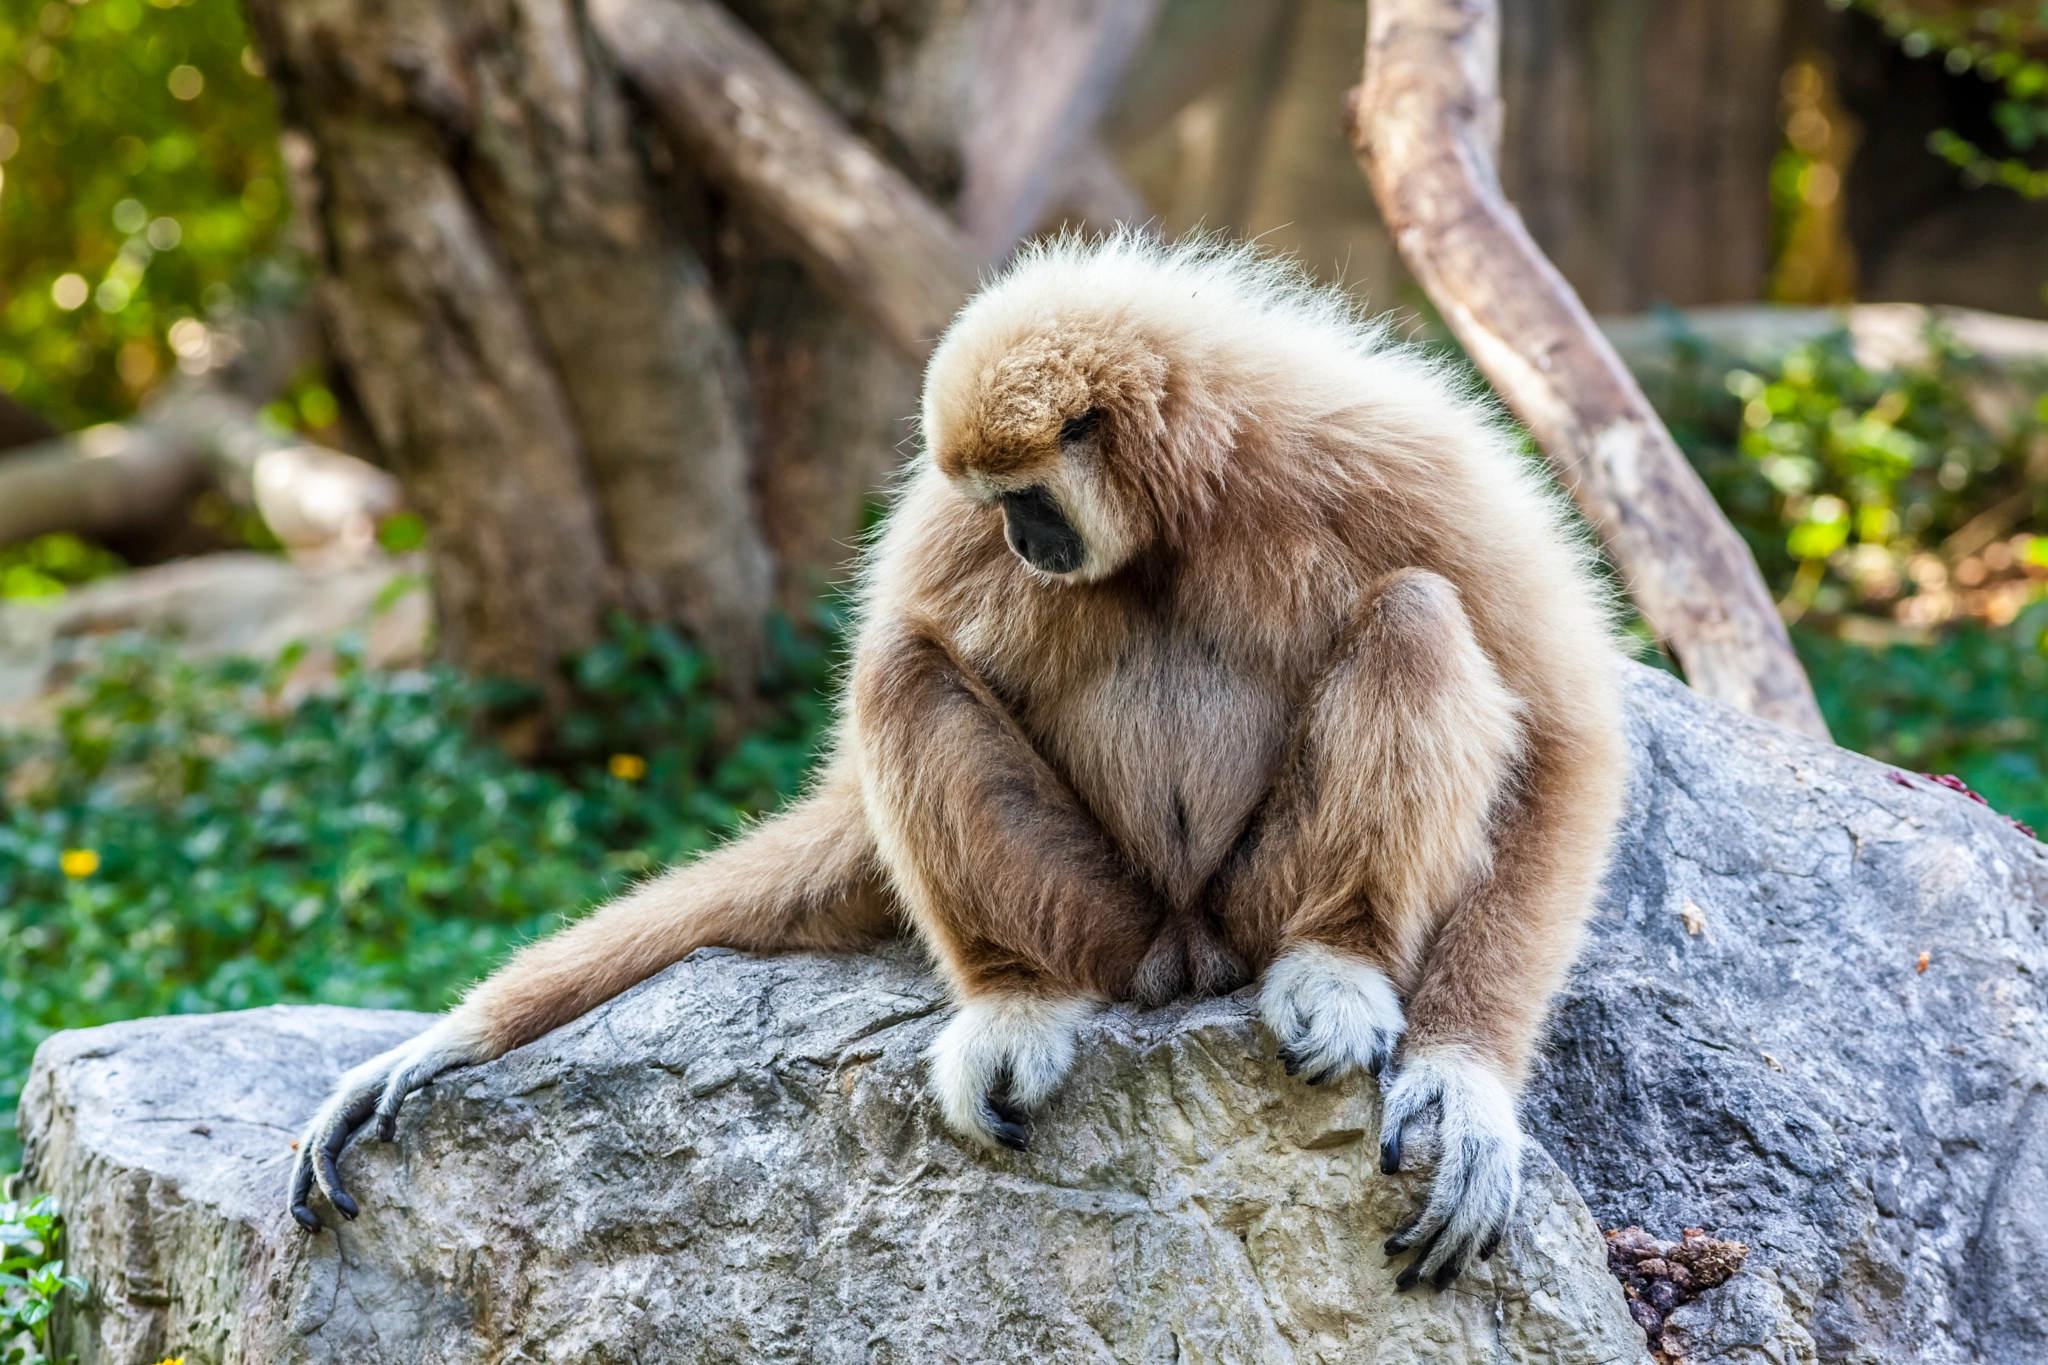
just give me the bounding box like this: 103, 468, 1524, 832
999, 486, 1086, 575
1059, 408, 1105, 446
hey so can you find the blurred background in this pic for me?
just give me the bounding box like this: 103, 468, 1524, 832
2, 0, 2047, 1166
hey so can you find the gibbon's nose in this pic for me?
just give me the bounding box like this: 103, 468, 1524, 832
1000, 486, 1086, 575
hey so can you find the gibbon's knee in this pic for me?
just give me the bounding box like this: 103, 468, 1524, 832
1310, 570, 1524, 924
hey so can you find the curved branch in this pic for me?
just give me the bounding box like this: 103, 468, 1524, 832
1348, 0, 1828, 739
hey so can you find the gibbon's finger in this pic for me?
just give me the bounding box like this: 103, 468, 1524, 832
288, 1150, 322, 1232
1478, 1222, 1506, 1262
371, 1022, 481, 1142
1383, 1212, 1424, 1255
1376, 1058, 1444, 1176
983, 1087, 1031, 1152
312, 1089, 377, 1220
1393, 1227, 1446, 1292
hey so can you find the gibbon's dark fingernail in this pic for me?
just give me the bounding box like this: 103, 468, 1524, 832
1384, 1214, 1421, 1254
1380, 1134, 1403, 1174
990, 1117, 1030, 1151
333, 1190, 359, 1219
1395, 1261, 1423, 1291
1432, 1260, 1461, 1290
292, 1204, 323, 1233
377, 1111, 396, 1143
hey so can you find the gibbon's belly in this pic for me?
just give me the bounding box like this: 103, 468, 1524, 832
1024, 628, 1289, 908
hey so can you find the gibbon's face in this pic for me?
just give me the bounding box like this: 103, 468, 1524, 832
927, 339, 1159, 585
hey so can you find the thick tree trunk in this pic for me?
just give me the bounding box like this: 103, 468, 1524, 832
247, 0, 998, 693
1351, 0, 1829, 740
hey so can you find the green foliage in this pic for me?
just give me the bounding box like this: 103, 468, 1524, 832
0, 1192, 82, 1365
0, 0, 289, 429
1798, 609, 2048, 834
0, 613, 843, 1168
0, 533, 124, 601
1649, 316, 2047, 617
1847, 0, 2048, 200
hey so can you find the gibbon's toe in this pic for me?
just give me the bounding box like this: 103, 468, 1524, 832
1376, 1049, 1525, 1290
1259, 943, 1406, 1086
926, 995, 1092, 1149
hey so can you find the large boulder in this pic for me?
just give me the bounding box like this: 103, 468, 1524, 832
1528, 670, 2048, 1364
19, 666, 2048, 1363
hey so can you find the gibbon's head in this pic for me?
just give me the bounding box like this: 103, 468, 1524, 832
919, 231, 1411, 584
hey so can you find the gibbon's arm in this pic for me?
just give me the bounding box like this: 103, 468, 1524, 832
288, 760, 893, 1232
849, 616, 1165, 1148
1209, 570, 1534, 1289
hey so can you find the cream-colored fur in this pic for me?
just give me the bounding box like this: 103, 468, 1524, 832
288, 234, 1628, 1289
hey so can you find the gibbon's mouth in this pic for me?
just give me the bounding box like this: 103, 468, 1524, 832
1000, 486, 1086, 576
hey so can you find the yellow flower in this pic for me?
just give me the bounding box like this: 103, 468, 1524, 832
607, 753, 647, 781
149, 1358, 185, 1365
60, 848, 100, 878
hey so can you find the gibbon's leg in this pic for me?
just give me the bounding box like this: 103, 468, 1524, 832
850, 619, 1165, 1151
1210, 569, 1532, 1289
287, 761, 894, 1232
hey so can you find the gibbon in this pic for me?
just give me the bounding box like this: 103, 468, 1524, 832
289, 234, 1626, 1290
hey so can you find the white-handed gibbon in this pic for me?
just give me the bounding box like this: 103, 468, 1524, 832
290, 234, 1626, 1290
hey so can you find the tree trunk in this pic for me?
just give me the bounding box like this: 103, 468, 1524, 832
1351, 0, 1830, 740
246, 0, 972, 695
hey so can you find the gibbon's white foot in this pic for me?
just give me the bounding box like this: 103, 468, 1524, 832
1259, 944, 1406, 1084
288, 1016, 490, 1232
926, 995, 1093, 1151
1377, 1047, 1526, 1290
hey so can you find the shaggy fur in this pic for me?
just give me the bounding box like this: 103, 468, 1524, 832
290, 234, 1628, 1286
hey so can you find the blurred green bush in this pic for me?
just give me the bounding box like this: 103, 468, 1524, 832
0, 611, 841, 1167
0, 0, 288, 429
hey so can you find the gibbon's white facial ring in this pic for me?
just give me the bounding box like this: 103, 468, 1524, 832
964, 407, 1138, 584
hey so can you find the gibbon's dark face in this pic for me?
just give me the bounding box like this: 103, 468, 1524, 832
1000, 485, 1085, 575
995, 408, 1101, 576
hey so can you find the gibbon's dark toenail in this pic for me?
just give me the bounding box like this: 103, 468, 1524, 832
1395, 1263, 1422, 1291
1384, 1216, 1420, 1254
990, 1118, 1030, 1151
377, 1113, 396, 1142
1380, 1136, 1403, 1174
292, 1204, 322, 1233
1432, 1261, 1460, 1290
333, 1191, 359, 1219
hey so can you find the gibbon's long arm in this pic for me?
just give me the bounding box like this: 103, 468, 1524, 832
1209, 570, 1533, 1289
851, 617, 1162, 998
288, 761, 893, 1232
849, 616, 1168, 1148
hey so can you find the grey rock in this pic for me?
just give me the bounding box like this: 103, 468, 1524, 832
23, 958, 1643, 1364
1525, 668, 2048, 1364
19, 664, 2048, 1362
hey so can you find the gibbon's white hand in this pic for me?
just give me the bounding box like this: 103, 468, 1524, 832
1258, 944, 1406, 1083
288, 1018, 488, 1232
1376, 1049, 1526, 1290
926, 995, 1093, 1150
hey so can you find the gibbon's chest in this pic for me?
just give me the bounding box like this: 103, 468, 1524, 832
989, 612, 1296, 908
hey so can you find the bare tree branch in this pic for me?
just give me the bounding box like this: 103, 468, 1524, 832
588, 0, 981, 365
960, 0, 1162, 259
1348, 0, 1829, 739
